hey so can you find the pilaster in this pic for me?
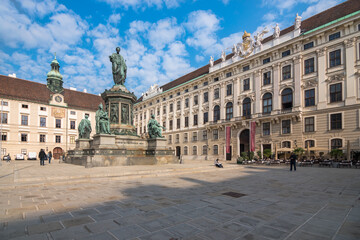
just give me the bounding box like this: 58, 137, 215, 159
317, 47, 327, 109
344, 38, 357, 105
293, 55, 302, 109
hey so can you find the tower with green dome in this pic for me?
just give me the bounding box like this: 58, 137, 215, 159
47, 54, 63, 93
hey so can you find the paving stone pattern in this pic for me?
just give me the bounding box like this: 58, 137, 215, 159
0, 162, 359, 239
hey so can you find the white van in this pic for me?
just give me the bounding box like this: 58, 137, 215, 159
28, 152, 37, 160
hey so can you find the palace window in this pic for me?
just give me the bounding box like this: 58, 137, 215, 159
185, 116, 189, 127
177, 92, 180, 96
331, 138, 342, 150
184, 133, 188, 143
263, 122, 270, 136
39, 117, 46, 127
243, 65, 250, 71
55, 119, 61, 128
330, 83, 342, 103
22, 104, 28, 109
194, 95, 198, 105
168, 135, 172, 144
21, 115, 28, 126
330, 113, 342, 130
305, 117, 315, 132
203, 130, 207, 140
214, 88, 220, 99
226, 84, 232, 96
281, 88, 293, 110
56, 135, 61, 143
1, 132, 7, 141
192, 132, 198, 142
70, 136, 75, 144
262, 93, 272, 114
184, 146, 188, 155
163, 106, 166, 114
282, 65, 291, 80
305, 140, 315, 148
263, 71, 271, 85
214, 77, 219, 82
243, 98, 251, 117
175, 134, 179, 143
304, 58, 315, 74
243, 78, 250, 91
169, 120, 173, 130
70, 111, 76, 115
202, 145, 208, 155
203, 81, 208, 86
226, 72, 232, 78
193, 114, 198, 126
1, 101, 8, 106
192, 146, 197, 155
21, 133, 27, 142
177, 118, 180, 129
40, 134, 46, 143
70, 120, 76, 130
305, 89, 315, 107
184, 89, 188, 93
203, 112, 208, 124
282, 120, 291, 134
194, 85, 198, 90
226, 102, 233, 120
282, 141, 291, 148
329, 49, 341, 68
185, 98, 189, 108
40, 106, 46, 111
213, 105, 220, 122
169, 103, 173, 112
204, 92, 208, 102
0, 113, 8, 124
282, 50, 290, 58
263, 57, 271, 64
177, 101, 180, 110
213, 129, 219, 140
304, 42, 314, 50
213, 145, 219, 155
329, 32, 340, 41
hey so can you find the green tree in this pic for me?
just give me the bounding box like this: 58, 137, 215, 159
330, 149, 343, 161
263, 149, 272, 158
293, 147, 305, 158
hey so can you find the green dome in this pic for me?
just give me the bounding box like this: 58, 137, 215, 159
47, 70, 63, 80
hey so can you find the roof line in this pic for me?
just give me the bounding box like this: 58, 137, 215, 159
304, 10, 360, 35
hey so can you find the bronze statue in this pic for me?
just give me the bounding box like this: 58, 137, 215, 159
78, 115, 92, 139
109, 47, 127, 85
95, 103, 111, 134
147, 114, 165, 138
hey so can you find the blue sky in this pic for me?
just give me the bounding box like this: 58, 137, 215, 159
0, 0, 345, 98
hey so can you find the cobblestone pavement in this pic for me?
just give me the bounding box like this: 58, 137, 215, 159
0, 161, 359, 240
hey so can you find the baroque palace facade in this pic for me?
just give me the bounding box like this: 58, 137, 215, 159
0, 57, 103, 160
134, 0, 360, 162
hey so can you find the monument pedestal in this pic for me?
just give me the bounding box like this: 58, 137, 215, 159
75, 139, 90, 149
91, 134, 116, 149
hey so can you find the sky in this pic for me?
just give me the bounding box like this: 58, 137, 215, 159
0, 0, 346, 98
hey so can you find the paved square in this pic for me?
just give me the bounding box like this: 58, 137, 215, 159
0, 162, 359, 239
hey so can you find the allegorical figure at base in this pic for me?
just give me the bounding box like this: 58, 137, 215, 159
96, 103, 111, 134
147, 114, 165, 138
78, 115, 92, 139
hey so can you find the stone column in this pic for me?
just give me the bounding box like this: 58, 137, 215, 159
316, 47, 327, 109
293, 55, 302, 110
220, 82, 226, 120
344, 38, 357, 105
208, 86, 214, 122
233, 77, 240, 117
254, 71, 261, 114
198, 90, 203, 126
272, 63, 280, 111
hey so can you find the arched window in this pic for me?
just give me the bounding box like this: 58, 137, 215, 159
281, 88, 293, 110
305, 140, 315, 148
202, 145, 207, 155
213, 145, 219, 155
263, 93, 272, 114
226, 102, 233, 120
213, 105, 220, 122
331, 139, 342, 150
282, 141, 291, 148
192, 146, 197, 155
184, 146, 188, 155
243, 98, 251, 117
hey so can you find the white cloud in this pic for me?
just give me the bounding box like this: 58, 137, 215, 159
108, 13, 121, 24
263, 13, 276, 22
301, 0, 342, 19
195, 55, 204, 62
148, 18, 183, 50
128, 20, 151, 35
222, 0, 230, 5
100, 0, 184, 10
15, 0, 66, 18
185, 10, 221, 50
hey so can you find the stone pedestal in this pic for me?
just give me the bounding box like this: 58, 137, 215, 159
91, 134, 116, 149
147, 138, 167, 150
75, 139, 90, 149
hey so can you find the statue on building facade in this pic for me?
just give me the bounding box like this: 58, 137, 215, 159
209, 56, 214, 67
95, 103, 111, 134
78, 115, 92, 139
109, 47, 127, 86
273, 24, 280, 38
221, 50, 226, 62
147, 114, 165, 138
254, 28, 269, 49
238, 31, 254, 58
295, 13, 302, 30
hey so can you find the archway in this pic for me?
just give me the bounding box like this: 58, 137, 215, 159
176, 146, 181, 159
53, 147, 63, 160
239, 129, 250, 155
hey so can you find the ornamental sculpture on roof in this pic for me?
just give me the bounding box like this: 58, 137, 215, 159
254, 28, 269, 50
295, 13, 302, 30
142, 84, 163, 100
237, 31, 254, 58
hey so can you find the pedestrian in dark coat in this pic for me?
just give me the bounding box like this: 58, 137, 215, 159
290, 152, 297, 171
39, 149, 46, 166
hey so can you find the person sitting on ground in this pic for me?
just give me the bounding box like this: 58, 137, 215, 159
214, 158, 223, 168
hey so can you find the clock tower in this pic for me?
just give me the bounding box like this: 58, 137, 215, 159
46, 53, 64, 94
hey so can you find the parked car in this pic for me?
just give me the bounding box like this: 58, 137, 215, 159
27, 152, 37, 160
15, 154, 25, 160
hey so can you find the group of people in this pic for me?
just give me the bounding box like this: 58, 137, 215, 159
38, 149, 52, 166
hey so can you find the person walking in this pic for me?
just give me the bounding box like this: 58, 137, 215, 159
289, 152, 297, 171
39, 149, 46, 166
6, 153, 11, 163
48, 151, 52, 164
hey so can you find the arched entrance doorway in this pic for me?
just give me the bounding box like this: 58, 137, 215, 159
176, 146, 181, 159
53, 147, 63, 159
239, 129, 250, 155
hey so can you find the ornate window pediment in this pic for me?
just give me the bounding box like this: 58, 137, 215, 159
325, 72, 345, 83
